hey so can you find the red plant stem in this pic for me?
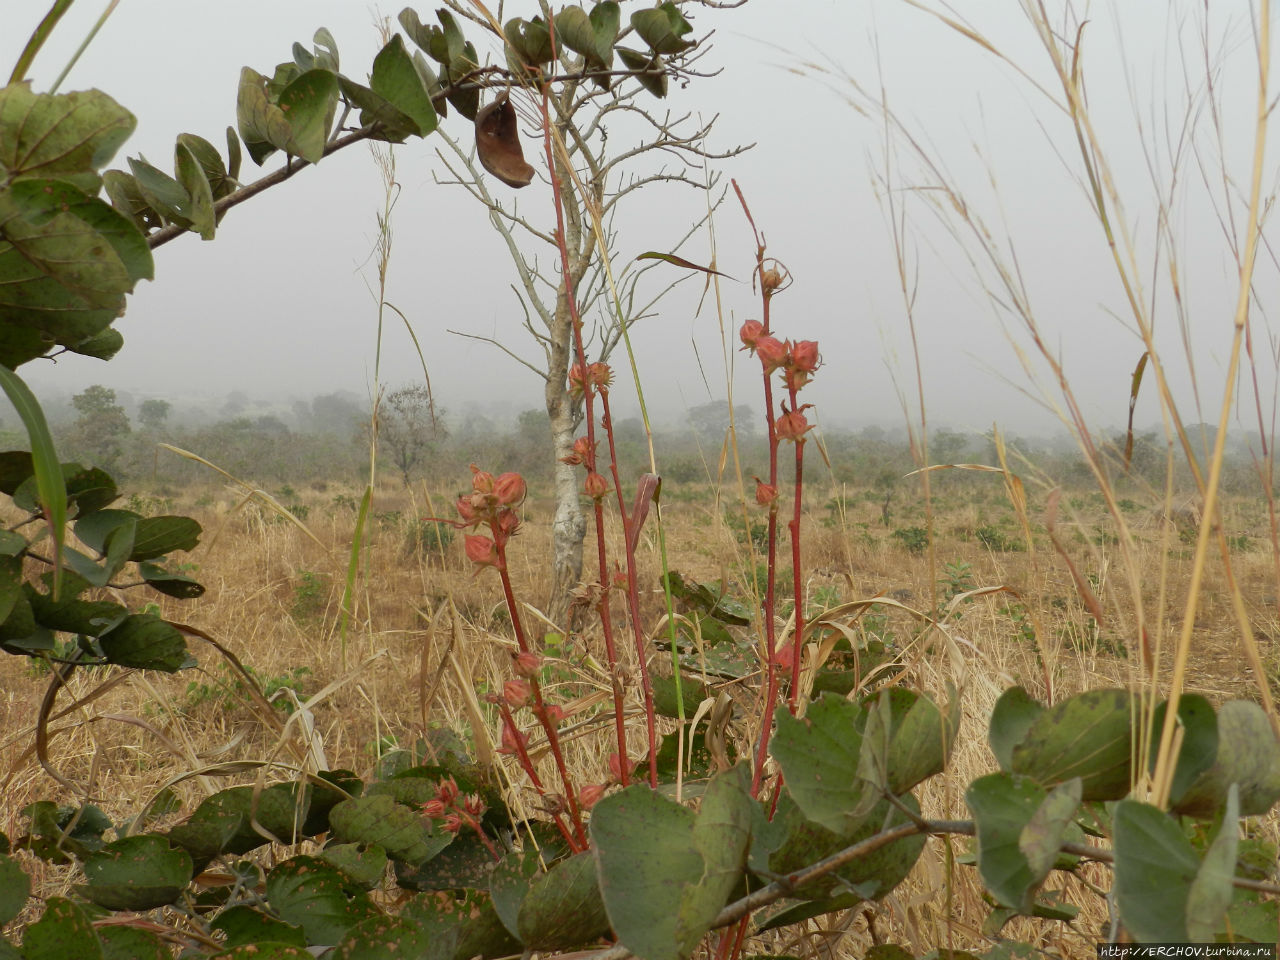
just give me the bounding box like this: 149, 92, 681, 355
495, 704, 582, 852
587, 477, 632, 787
494, 541, 588, 848
466, 816, 503, 862
750, 289, 783, 798
787, 387, 807, 709
601, 390, 659, 786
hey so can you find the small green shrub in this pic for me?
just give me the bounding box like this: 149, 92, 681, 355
724, 510, 768, 550
891, 525, 929, 554
975, 523, 1023, 552
291, 570, 329, 620
405, 517, 455, 558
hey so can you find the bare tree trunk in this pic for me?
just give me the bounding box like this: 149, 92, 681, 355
547, 391, 585, 626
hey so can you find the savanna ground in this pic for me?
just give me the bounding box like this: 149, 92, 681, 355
2, 455, 1277, 957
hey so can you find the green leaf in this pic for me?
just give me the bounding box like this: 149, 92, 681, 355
617, 46, 666, 97
1185, 784, 1238, 941
64, 465, 118, 517
81, 834, 193, 910
1150, 695, 1218, 811
1010, 688, 1134, 800
128, 515, 202, 561
212, 906, 308, 948
7, 178, 152, 287
554, 4, 617, 74
592, 764, 752, 960
209, 945, 315, 959
865, 685, 959, 795
336, 77, 420, 144
504, 18, 555, 67
70, 327, 124, 360
329, 793, 451, 866
98, 613, 189, 671
174, 140, 216, 239
265, 856, 379, 945
965, 773, 1078, 912
0, 451, 33, 494
97, 926, 169, 960
630, 2, 694, 54
102, 170, 163, 232
321, 842, 388, 888
25, 584, 125, 636
276, 69, 338, 163
0, 855, 29, 926
517, 851, 611, 950
74, 508, 140, 553
138, 562, 205, 599
0, 368, 64, 595
20, 898, 104, 960
652, 674, 708, 718
332, 914, 456, 960
0, 84, 135, 192
371, 35, 437, 137
237, 67, 292, 165
176, 133, 236, 199
760, 791, 925, 901
1112, 800, 1199, 942
770, 694, 875, 833
402, 890, 520, 960
988, 686, 1043, 772
1175, 700, 1280, 818
126, 156, 192, 227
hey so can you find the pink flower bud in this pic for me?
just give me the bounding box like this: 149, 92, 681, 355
608, 751, 634, 783
538, 703, 566, 725
587, 362, 613, 391
464, 534, 501, 567
503, 679, 532, 707
790, 339, 820, 372
514, 650, 542, 678
495, 508, 521, 540
584, 472, 610, 500
770, 640, 797, 670
499, 722, 528, 755
755, 335, 787, 373
455, 495, 479, 526
421, 798, 447, 819
443, 812, 464, 833
775, 407, 811, 442
739, 319, 765, 350
754, 479, 779, 506
436, 777, 460, 804
579, 784, 606, 810
494, 472, 526, 506
470, 465, 495, 494
463, 794, 486, 818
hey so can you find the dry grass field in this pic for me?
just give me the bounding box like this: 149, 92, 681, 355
2, 466, 1276, 956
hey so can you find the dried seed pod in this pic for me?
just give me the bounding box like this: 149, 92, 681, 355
475, 93, 535, 188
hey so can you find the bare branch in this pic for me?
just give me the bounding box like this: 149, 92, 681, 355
447, 328, 549, 380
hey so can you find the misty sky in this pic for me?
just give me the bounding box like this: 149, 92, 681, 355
4, 1, 1277, 445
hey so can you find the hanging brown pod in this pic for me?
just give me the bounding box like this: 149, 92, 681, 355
474, 93, 535, 188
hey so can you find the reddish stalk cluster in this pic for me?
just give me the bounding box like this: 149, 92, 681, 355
419, 776, 498, 860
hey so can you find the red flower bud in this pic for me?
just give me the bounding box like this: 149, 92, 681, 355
443, 811, 464, 833
464, 534, 501, 567
584, 471, 610, 500
538, 702, 566, 725
514, 650, 542, 678
775, 407, 812, 443
587, 362, 613, 391
503, 679, 532, 707
739, 319, 765, 350
421, 798, 447, 819
495, 472, 526, 506
463, 794, 486, 818
754, 478, 779, 506
755, 335, 787, 373
579, 784, 606, 810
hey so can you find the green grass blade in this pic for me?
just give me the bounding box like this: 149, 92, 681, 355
9, 0, 75, 84
0, 366, 66, 597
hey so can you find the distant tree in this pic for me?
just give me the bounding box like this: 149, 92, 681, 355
310, 392, 366, 436
138, 398, 171, 431
221, 390, 250, 418
689, 401, 757, 444
378, 386, 446, 487
70, 385, 131, 472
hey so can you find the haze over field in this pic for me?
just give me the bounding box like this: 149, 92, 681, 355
4, 1, 1274, 442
